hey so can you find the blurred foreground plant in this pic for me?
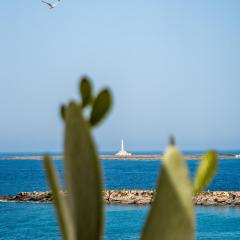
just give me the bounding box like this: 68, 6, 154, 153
44, 77, 217, 240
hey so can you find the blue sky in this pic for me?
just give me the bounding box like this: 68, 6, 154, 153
0, 1, 240, 152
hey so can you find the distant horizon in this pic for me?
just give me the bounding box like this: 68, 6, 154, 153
0, 149, 240, 154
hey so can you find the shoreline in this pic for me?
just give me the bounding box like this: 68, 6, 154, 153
1, 191, 240, 206
0, 154, 237, 161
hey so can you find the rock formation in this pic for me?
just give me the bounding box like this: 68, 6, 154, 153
2, 190, 240, 206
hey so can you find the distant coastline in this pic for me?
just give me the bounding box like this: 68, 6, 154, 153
0, 154, 237, 161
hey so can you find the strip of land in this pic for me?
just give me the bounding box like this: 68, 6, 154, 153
1, 191, 240, 206
100, 154, 235, 160
0, 154, 237, 160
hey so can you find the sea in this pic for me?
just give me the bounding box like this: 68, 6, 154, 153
0, 151, 240, 240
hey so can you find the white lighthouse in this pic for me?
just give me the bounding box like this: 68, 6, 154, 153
115, 139, 132, 156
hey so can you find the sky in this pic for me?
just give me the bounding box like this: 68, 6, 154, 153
0, 0, 240, 152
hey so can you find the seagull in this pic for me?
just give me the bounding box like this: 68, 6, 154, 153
42, 0, 60, 9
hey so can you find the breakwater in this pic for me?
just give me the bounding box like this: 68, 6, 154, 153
1, 191, 240, 206
0, 154, 236, 160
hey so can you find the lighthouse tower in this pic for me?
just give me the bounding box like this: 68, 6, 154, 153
115, 139, 132, 156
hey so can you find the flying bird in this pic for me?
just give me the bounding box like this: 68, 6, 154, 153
42, 0, 60, 9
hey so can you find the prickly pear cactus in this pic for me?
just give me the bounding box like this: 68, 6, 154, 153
44, 78, 217, 240
141, 140, 194, 240
193, 150, 217, 194
44, 77, 112, 240
141, 138, 217, 240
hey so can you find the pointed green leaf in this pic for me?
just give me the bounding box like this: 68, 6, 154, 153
80, 77, 92, 107
89, 89, 112, 126
193, 150, 217, 194
64, 103, 103, 240
141, 145, 194, 240
43, 156, 74, 240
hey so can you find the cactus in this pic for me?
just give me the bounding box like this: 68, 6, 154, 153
80, 77, 92, 107
193, 150, 217, 194
44, 77, 112, 240
141, 142, 217, 240
44, 77, 217, 240
141, 140, 194, 240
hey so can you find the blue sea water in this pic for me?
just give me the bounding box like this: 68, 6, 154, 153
0, 153, 240, 239
0, 203, 240, 240
1, 158, 240, 195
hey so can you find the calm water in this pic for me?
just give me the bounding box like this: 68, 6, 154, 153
0, 153, 240, 239
1, 158, 240, 195
0, 203, 240, 240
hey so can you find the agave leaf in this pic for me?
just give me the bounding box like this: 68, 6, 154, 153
141, 145, 194, 240
80, 77, 92, 107
193, 150, 217, 194
43, 156, 74, 240
89, 89, 111, 126
64, 102, 103, 240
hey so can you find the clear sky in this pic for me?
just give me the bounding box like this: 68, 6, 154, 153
0, 1, 240, 152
